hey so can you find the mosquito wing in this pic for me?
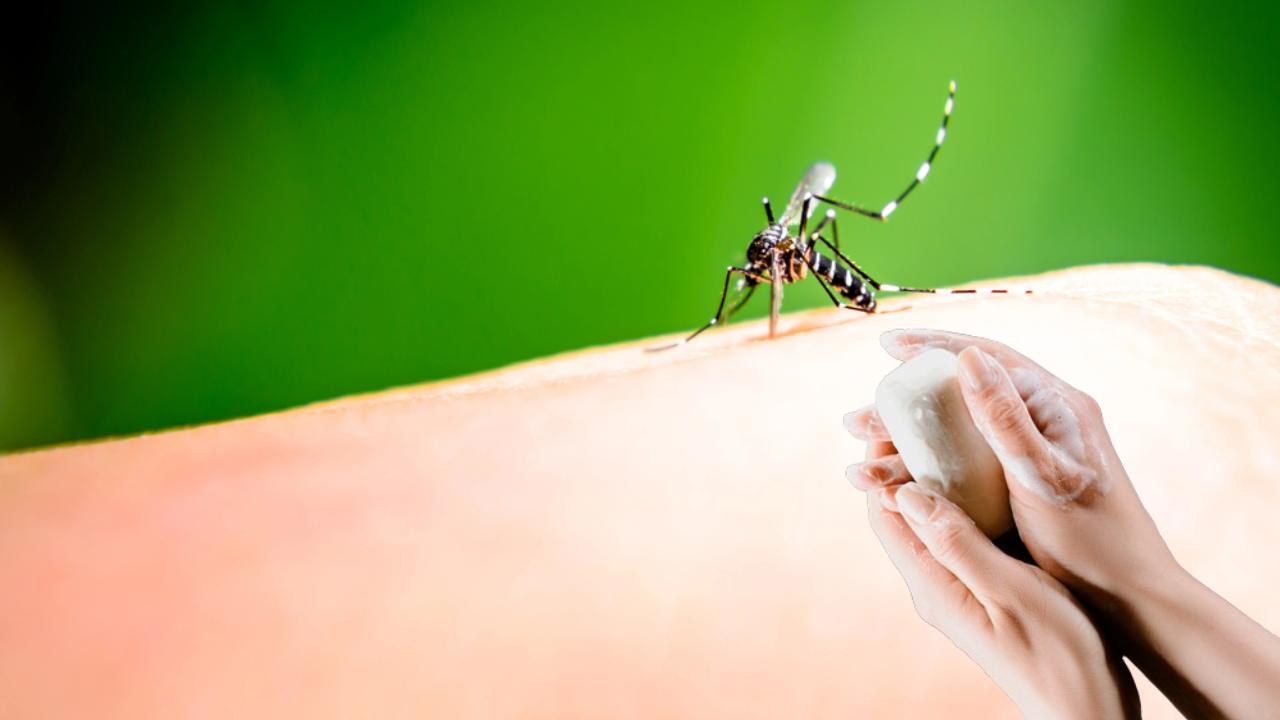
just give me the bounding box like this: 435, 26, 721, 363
779, 161, 836, 227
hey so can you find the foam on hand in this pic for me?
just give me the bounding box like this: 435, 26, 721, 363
875, 349, 1013, 538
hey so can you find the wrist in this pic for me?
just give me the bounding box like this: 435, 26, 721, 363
1070, 548, 1189, 627
1090, 558, 1280, 718
1113, 559, 1197, 630
1008, 655, 1128, 720
992, 624, 1129, 720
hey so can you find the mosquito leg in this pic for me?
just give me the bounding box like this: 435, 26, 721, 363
804, 210, 881, 289
807, 229, 878, 288
808, 230, 1029, 295
807, 232, 1031, 296
796, 201, 847, 304
797, 194, 813, 240
647, 266, 768, 351
871, 283, 1033, 296
809, 209, 838, 251
815, 80, 956, 222
725, 281, 758, 319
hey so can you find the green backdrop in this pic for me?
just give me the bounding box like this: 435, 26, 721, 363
2, 0, 1278, 450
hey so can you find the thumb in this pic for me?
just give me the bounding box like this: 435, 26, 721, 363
890, 482, 1019, 601
956, 346, 1059, 499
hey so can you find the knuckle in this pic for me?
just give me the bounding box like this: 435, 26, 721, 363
986, 598, 1030, 638
987, 580, 1028, 618
928, 519, 971, 566
1047, 464, 1097, 502
1077, 391, 1103, 419
984, 392, 1027, 433
879, 456, 907, 482
863, 459, 892, 484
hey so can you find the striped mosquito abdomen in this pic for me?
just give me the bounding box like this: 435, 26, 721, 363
808, 247, 875, 309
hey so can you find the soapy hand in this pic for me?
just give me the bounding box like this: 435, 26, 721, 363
849, 329, 1178, 601
849, 328, 1280, 719
860, 442, 1139, 718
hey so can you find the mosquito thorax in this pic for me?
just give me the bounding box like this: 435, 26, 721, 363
747, 223, 787, 263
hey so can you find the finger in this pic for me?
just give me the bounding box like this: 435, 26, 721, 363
879, 328, 1034, 366
880, 329, 1061, 390
846, 454, 911, 490
865, 440, 897, 461
1019, 375, 1090, 451
884, 329, 1096, 452
866, 488, 984, 634
842, 404, 891, 441
892, 482, 1020, 601
956, 346, 1056, 477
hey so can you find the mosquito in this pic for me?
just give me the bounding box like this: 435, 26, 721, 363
650, 81, 1030, 351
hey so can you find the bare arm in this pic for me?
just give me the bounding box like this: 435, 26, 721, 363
1, 263, 1276, 718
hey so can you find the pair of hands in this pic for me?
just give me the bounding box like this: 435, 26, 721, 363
843, 330, 1192, 718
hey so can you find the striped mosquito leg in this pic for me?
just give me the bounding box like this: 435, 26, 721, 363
647, 266, 769, 351
808, 216, 876, 286
806, 231, 1032, 296
875, 283, 1033, 296
814, 79, 957, 221
724, 282, 758, 319
809, 208, 838, 250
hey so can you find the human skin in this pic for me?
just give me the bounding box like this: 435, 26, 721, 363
867, 478, 1139, 718
0, 263, 1277, 718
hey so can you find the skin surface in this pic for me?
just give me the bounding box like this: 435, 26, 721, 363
1, 263, 1277, 718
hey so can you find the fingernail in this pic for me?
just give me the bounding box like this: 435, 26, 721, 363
881, 329, 947, 359
878, 486, 900, 511
959, 348, 1000, 391
842, 405, 884, 438
895, 483, 936, 524
841, 411, 859, 436
879, 329, 922, 355
862, 409, 886, 437
845, 463, 864, 486
846, 462, 880, 489
879, 329, 906, 353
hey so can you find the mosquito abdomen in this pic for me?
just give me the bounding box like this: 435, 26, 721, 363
809, 249, 874, 308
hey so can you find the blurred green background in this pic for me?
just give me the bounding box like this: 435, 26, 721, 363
2, 0, 1277, 451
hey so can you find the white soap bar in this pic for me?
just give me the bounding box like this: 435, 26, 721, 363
874, 349, 1013, 538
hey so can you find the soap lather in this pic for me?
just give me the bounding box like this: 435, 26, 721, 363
874, 349, 1013, 538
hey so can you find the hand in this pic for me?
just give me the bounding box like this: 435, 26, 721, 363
864, 328, 1177, 602
850, 328, 1280, 719
858, 439, 1139, 718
